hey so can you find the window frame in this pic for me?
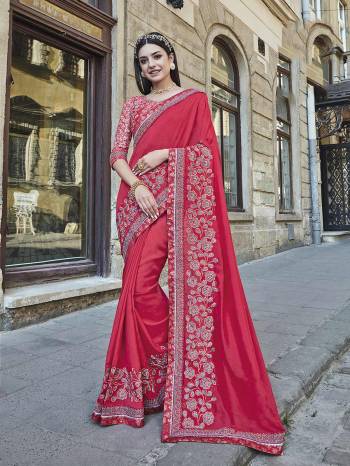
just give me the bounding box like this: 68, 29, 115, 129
338, 0, 347, 50
276, 56, 294, 213
211, 38, 243, 212
82, 0, 112, 15
1, 1, 115, 288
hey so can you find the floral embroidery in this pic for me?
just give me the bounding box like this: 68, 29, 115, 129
110, 149, 129, 166
109, 99, 134, 167
100, 367, 148, 403
162, 143, 219, 435
148, 349, 168, 382
99, 348, 168, 405
180, 144, 218, 429
92, 347, 168, 426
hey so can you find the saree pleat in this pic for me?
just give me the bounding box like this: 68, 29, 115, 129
91, 88, 286, 455
91, 212, 168, 426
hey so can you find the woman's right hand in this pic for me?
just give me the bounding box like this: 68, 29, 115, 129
134, 184, 160, 220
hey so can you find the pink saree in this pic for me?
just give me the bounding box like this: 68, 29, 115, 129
91, 88, 286, 455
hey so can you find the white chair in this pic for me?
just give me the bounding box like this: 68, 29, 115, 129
13, 190, 39, 236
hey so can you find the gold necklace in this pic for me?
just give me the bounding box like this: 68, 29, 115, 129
150, 82, 178, 95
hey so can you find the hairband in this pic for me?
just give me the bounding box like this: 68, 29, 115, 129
134, 33, 173, 59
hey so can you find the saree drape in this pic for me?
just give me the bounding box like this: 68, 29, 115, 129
91, 88, 286, 455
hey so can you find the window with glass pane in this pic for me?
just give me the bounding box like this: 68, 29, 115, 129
211, 40, 241, 210
81, 0, 98, 6
277, 134, 292, 211
276, 57, 293, 212
338, 1, 347, 50
212, 103, 222, 153
6, 30, 87, 266
80, 0, 111, 13
222, 110, 238, 208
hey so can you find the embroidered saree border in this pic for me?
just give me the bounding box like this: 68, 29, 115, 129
162, 144, 284, 455
91, 348, 167, 427
91, 400, 164, 428
120, 189, 168, 259
116, 162, 168, 261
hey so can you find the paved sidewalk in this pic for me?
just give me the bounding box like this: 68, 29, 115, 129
1, 240, 350, 465
251, 348, 350, 466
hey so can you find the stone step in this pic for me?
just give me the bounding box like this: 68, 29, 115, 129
1, 276, 122, 331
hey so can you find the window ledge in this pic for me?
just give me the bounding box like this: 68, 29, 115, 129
275, 212, 302, 222
3, 276, 122, 310
228, 211, 254, 222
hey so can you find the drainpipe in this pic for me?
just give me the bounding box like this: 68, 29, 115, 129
307, 84, 321, 245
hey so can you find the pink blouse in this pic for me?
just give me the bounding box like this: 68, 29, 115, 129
110, 96, 164, 168
110, 90, 196, 168
110, 98, 133, 168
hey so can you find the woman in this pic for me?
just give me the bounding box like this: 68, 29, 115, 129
91, 31, 286, 456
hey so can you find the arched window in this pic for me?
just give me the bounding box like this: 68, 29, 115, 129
211, 39, 242, 211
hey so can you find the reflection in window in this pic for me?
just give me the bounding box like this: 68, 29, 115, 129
6, 30, 87, 266
9, 124, 40, 182
276, 57, 293, 212
56, 133, 79, 183
211, 39, 242, 210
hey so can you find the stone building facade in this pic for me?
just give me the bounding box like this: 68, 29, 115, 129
0, 0, 349, 329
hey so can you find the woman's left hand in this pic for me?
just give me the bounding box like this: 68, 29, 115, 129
131, 149, 169, 176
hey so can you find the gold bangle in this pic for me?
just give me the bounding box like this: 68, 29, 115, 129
129, 179, 147, 200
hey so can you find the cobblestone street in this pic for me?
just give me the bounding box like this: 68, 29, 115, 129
1, 240, 350, 465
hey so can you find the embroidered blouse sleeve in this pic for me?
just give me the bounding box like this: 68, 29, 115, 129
110, 98, 133, 168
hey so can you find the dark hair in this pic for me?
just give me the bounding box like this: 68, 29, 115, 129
134, 32, 181, 95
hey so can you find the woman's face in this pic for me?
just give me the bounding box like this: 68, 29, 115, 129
138, 43, 174, 83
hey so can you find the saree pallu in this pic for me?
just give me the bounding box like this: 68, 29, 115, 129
91, 89, 286, 455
